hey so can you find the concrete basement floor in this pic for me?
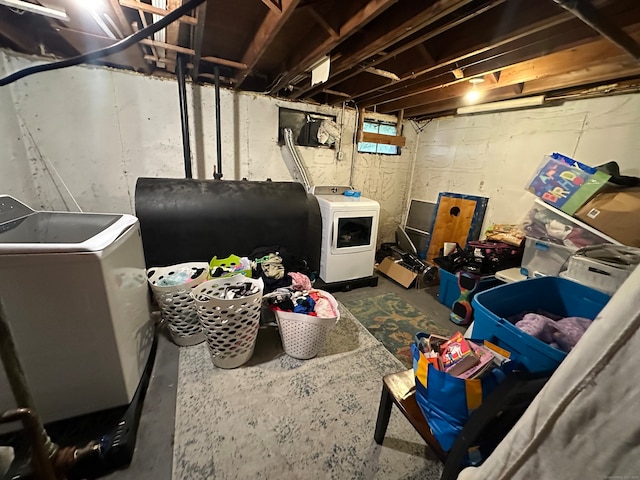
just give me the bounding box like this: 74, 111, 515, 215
102, 272, 455, 480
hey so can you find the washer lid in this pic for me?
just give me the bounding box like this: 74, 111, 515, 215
0, 196, 137, 253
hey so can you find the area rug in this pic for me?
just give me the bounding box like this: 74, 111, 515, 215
172, 304, 444, 479
342, 293, 456, 368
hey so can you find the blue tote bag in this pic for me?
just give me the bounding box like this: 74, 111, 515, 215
411, 340, 514, 451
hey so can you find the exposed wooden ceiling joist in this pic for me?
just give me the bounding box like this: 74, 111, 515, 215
189, 2, 207, 80
107, 0, 151, 73
275, 0, 398, 92
164, 0, 182, 72
118, 0, 197, 25
554, 0, 640, 61
0, 10, 39, 52
352, 1, 631, 109
3, 0, 640, 120
233, 0, 302, 88
404, 33, 640, 117
294, 0, 501, 100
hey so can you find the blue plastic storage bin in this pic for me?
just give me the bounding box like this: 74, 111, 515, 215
438, 268, 503, 309
471, 277, 610, 373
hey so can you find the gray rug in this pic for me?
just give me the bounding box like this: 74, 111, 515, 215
173, 303, 444, 479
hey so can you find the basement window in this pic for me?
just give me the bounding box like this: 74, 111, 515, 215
358, 120, 400, 155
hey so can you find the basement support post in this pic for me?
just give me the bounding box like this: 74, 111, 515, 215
176, 54, 193, 179
213, 66, 223, 180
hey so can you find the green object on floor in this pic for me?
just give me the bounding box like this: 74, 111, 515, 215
342, 292, 456, 368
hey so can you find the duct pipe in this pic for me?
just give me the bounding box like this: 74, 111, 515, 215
553, 0, 640, 62
176, 54, 193, 178
213, 66, 223, 180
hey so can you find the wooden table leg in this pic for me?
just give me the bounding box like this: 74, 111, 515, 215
374, 382, 393, 444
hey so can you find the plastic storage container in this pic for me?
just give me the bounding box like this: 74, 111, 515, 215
275, 290, 340, 359
520, 237, 575, 278
147, 262, 209, 346
438, 268, 504, 308
471, 277, 610, 373
191, 275, 263, 368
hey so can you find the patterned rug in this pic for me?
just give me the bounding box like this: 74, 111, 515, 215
173, 303, 444, 479
342, 293, 456, 368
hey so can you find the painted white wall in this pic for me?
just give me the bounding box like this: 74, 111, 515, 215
411, 94, 640, 232
0, 50, 415, 243
0, 54, 37, 206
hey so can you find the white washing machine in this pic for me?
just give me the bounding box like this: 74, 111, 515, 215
314, 187, 380, 283
0, 195, 153, 426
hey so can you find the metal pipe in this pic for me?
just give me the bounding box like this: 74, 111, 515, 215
176, 54, 193, 179
0, 301, 57, 479
0, 409, 58, 480
213, 65, 223, 180
553, 0, 640, 62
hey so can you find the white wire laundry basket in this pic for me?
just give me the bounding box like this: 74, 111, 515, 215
147, 262, 209, 346
191, 274, 264, 369
275, 290, 340, 360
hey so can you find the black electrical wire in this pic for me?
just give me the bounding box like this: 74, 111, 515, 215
0, 0, 207, 87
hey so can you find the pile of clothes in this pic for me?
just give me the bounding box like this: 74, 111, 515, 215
265, 289, 337, 318
510, 310, 592, 353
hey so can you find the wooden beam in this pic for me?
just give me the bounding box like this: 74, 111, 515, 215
292, 0, 483, 99
52, 25, 152, 71
190, 2, 206, 80
386, 27, 640, 115
396, 109, 404, 133
365, 67, 400, 81
416, 44, 436, 66
119, 0, 198, 25
261, 0, 283, 14
0, 11, 39, 52
360, 131, 406, 147
201, 56, 247, 70
108, 0, 151, 72
278, 0, 398, 93
357, 107, 365, 141
51, 27, 243, 74
555, 0, 640, 61
307, 6, 339, 38
356, 10, 585, 107
322, 89, 351, 97
165, 0, 182, 73
141, 38, 192, 55
405, 58, 640, 118
355, 0, 621, 107
234, 0, 302, 88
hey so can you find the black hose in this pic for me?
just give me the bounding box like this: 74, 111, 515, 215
0, 0, 207, 87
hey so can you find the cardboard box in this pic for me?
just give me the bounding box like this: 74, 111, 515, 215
377, 257, 418, 288
526, 154, 610, 215
574, 187, 640, 247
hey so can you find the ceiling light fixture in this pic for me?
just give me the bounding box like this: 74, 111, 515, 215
457, 95, 546, 115
0, 0, 69, 21
464, 77, 485, 104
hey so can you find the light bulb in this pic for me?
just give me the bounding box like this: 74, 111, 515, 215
464, 89, 481, 103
